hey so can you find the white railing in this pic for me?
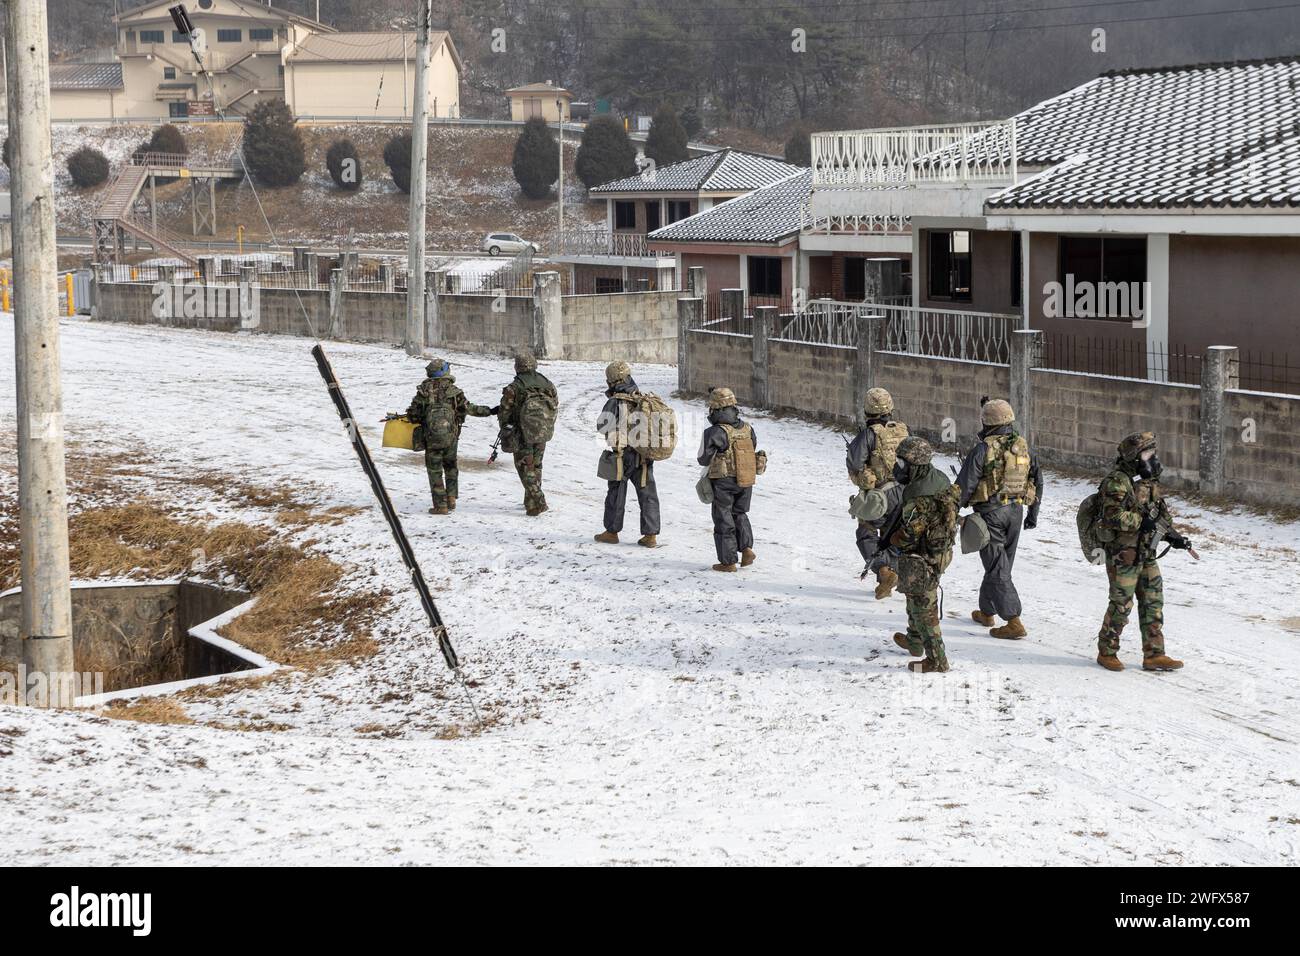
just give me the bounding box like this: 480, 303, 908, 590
556, 230, 649, 257
775, 300, 873, 348
876, 303, 1018, 364
811, 120, 1017, 188
801, 210, 910, 235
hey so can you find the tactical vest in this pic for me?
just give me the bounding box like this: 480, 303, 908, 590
1106, 472, 1163, 550
707, 423, 757, 487
866, 421, 909, 487
971, 433, 1036, 506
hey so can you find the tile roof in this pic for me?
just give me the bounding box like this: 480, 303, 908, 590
647, 170, 811, 244
285, 31, 457, 67
591, 148, 804, 194
988, 57, 1300, 210
49, 62, 124, 91
507, 83, 571, 95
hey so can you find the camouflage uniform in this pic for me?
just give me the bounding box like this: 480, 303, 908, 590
1096, 433, 1176, 659
406, 359, 493, 511
888, 437, 960, 672
498, 352, 557, 516
845, 387, 908, 582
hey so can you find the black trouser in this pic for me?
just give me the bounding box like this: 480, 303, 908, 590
977, 503, 1023, 619
710, 475, 753, 564
856, 501, 902, 574
603, 452, 661, 535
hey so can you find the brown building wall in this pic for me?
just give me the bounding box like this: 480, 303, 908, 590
682, 252, 741, 296
919, 227, 1017, 314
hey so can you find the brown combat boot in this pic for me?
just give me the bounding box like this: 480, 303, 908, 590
908, 657, 948, 674
712, 563, 738, 572
875, 567, 898, 600
526, 504, 549, 517
594, 531, 619, 544
1096, 654, 1125, 672
740, 548, 756, 567
990, 616, 1027, 639
446, 496, 457, 511
892, 632, 918, 654
429, 503, 449, 515
972, 610, 996, 627
637, 535, 658, 548
1142, 654, 1184, 671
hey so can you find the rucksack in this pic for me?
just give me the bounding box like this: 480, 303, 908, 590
617, 392, 678, 462
1077, 474, 1125, 564
422, 396, 459, 452
517, 385, 558, 445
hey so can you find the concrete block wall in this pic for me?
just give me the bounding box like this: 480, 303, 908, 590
436, 294, 535, 355
1223, 390, 1300, 505
684, 330, 755, 404
561, 290, 679, 363
878, 352, 1011, 444
768, 341, 857, 423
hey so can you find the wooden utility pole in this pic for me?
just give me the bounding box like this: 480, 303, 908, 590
5, 0, 74, 706
405, 0, 432, 357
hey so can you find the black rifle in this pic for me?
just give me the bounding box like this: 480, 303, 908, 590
488, 434, 502, 464
1139, 499, 1201, 561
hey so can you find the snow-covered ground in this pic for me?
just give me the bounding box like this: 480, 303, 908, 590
2, 316, 1298, 865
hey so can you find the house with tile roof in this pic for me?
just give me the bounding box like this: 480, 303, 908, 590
807, 57, 1300, 379
553, 148, 805, 293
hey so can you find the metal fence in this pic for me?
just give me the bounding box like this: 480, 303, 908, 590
877, 304, 1017, 364
1236, 350, 1300, 395
1038, 333, 1204, 386
774, 300, 867, 347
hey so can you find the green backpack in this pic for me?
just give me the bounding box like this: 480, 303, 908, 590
518, 386, 558, 445
1076, 481, 1120, 565
422, 390, 459, 452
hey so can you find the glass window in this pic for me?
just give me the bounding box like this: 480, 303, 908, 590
747, 256, 783, 297
169, 101, 188, 118
645, 201, 661, 232
173, 30, 189, 43
163, 67, 176, 79
613, 201, 636, 230
1010, 232, 1022, 307
140, 30, 165, 43
927, 230, 972, 301
666, 200, 691, 223
249, 28, 274, 41
217, 29, 242, 43
1058, 236, 1147, 319
595, 277, 623, 294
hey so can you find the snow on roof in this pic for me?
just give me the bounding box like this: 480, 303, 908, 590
591, 148, 803, 195
989, 57, 1300, 210
647, 170, 811, 245
50, 62, 124, 91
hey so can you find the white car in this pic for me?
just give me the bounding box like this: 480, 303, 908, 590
481, 232, 539, 256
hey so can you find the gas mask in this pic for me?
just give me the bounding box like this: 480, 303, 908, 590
892, 460, 911, 485
1137, 450, 1162, 481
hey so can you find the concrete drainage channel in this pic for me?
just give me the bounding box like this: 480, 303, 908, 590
0, 580, 278, 706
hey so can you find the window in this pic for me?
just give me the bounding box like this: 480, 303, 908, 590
595, 277, 624, 294
163, 67, 176, 79
140, 29, 165, 44
172, 30, 189, 43
666, 200, 691, 224
927, 229, 972, 301
1058, 236, 1147, 319
169, 101, 189, 118
217, 29, 242, 43
747, 256, 783, 298
843, 257, 866, 300
1010, 232, 1022, 307
249, 28, 274, 41
613, 201, 636, 230
645, 201, 661, 233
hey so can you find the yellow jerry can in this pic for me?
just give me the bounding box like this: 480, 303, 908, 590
382, 417, 420, 450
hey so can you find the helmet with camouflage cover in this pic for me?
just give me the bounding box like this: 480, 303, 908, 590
425, 357, 449, 378
514, 349, 537, 374
707, 387, 738, 411
896, 436, 933, 465
863, 387, 894, 417
1118, 431, 1157, 461
980, 398, 1015, 427
605, 360, 631, 385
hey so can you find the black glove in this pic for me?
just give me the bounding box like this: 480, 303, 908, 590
1023, 509, 1038, 530
1168, 532, 1192, 550
1138, 513, 1159, 536
490, 406, 501, 415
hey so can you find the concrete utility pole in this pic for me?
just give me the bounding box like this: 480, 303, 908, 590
557, 97, 565, 244
405, 0, 432, 357
5, 0, 74, 706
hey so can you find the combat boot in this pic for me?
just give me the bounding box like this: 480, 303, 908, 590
526, 504, 549, 517
972, 610, 996, 627
908, 657, 948, 674
875, 567, 897, 600
892, 632, 919, 654
594, 531, 619, 544
637, 535, 658, 548
740, 548, 757, 567
429, 503, 450, 516
446, 496, 457, 512
1096, 654, 1124, 672
712, 563, 738, 572
1142, 654, 1184, 671
990, 616, 1027, 639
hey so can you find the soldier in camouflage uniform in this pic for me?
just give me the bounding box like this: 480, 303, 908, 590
955, 398, 1042, 638
887, 436, 961, 673
845, 386, 909, 599
497, 350, 558, 516
406, 357, 496, 515
1094, 432, 1191, 672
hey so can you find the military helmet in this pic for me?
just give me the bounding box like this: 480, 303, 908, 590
708, 387, 738, 411
1118, 431, 1158, 461
426, 357, 449, 378
896, 436, 933, 466
606, 360, 631, 385
863, 387, 894, 416
514, 349, 537, 373
981, 398, 1015, 427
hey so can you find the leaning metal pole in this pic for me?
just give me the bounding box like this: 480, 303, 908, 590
6, 0, 75, 706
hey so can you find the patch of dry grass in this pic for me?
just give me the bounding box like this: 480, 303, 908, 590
100, 697, 195, 725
